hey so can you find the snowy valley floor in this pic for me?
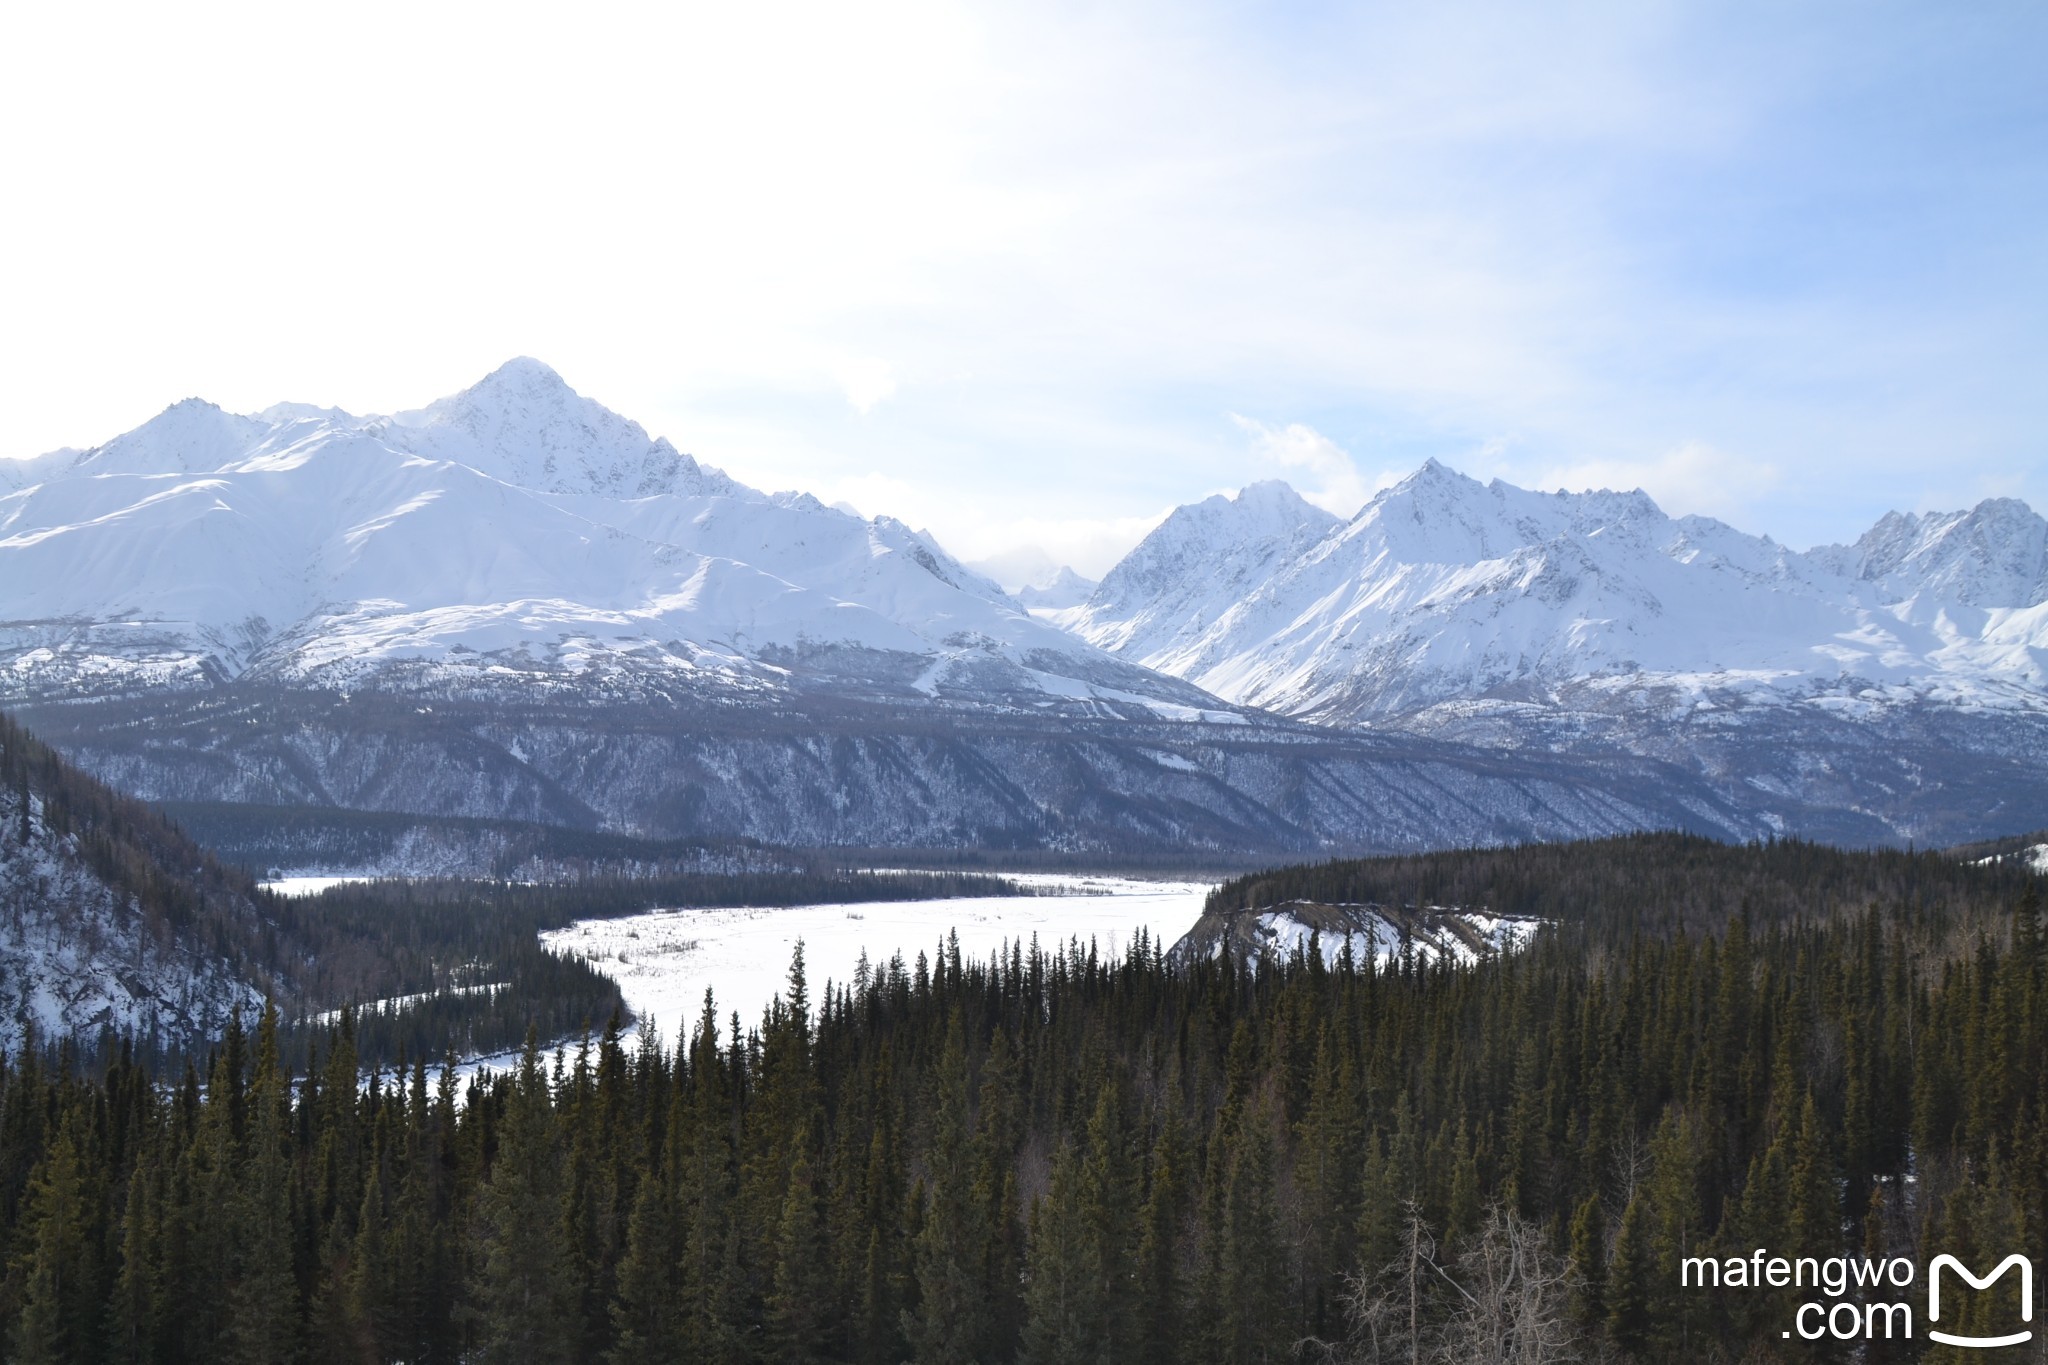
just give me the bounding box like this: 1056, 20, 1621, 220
538, 874, 1215, 1049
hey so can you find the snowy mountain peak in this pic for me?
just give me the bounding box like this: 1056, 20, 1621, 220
1061, 460, 2048, 725
389, 358, 724, 498
1235, 477, 1324, 515
1819, 497, 2048, 608
0, 363, 1222, 719
1017, 566, 1098, 611
65, 397, 271, 479
1059, 482, 1341, 659
1392, 455, 1472, 491
1347, 462, 1680, 570
1094, 482, 1337, 604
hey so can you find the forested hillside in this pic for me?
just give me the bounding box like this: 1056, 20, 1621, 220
1, 838, 2038, 1362
0, 713, 276, 1046
1209, 831, 2039, 939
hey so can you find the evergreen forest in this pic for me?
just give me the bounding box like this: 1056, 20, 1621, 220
1, 836, 2043, 1363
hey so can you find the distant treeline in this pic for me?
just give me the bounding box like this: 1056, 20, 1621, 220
156, 799, 806, 882
2, 839, 2041, 1363
159, 799, 1264, 881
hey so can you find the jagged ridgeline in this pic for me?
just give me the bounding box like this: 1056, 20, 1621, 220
0, 832, 2040, 1361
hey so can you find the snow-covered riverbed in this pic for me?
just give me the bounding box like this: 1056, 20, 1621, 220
540, 875, 1214, 1045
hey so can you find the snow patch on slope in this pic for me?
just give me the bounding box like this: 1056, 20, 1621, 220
1166, 897, 1544, 971
0, 787, 260, 1050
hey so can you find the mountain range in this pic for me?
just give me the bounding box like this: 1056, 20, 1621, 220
0, 357, 1217, 720
1057, 461, 2048, 723
5, 360, 2044, 860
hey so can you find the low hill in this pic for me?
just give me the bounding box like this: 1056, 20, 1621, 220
1206, 830, 2040, 944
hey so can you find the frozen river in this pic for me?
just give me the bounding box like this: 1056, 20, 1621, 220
539, 874, 1215, 1045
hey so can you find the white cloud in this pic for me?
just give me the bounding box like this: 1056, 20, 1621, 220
1231, 415, 1391, 517
805, 469, 1167, 578
1536, 441, 1782, 524
960, 511, 1173, 580
0, 0, 2035, 550
828, 356, 899, 415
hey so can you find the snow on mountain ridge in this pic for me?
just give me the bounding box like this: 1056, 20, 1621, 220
1017, 567, 1098, 611
1813, 499, 2048, 608
385, 356, 732, 499
1063, 479, 1340, 660
0, 362, 1217, 718
1062, 462, 2048, 723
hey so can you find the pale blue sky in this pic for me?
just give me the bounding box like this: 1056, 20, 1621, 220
2, 1, 2041, 573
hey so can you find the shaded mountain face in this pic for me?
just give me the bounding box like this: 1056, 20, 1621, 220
0, 359, 1221, 720
8, 685, 1791, 862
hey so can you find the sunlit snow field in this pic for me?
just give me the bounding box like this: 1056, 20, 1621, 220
540, 875, 1215, 1046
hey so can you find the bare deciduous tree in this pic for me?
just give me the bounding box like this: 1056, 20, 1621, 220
1312, 1204, 1582, 1365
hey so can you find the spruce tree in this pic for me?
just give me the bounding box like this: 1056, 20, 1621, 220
1019, 1140, 1091, 1365
472, 1031, 580, 1365
228, 1002, 303, 1365
905, 1014, 992, 1365
9, 1131, 101, 1365
609, 1167, 685, 1361
766, 1125, 833, 1365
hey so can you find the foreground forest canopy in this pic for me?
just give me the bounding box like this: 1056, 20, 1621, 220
0, 838, 2040, 1363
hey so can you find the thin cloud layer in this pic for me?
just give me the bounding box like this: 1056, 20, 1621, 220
1233, 416, 1397, 519
1, 0, 2042, 566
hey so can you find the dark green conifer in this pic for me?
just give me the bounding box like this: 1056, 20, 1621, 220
472, 1030, 579, 1365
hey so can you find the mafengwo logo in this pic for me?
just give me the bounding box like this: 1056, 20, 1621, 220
1929, 1254, 2033, 1349
1682, 1249, 2034, 1346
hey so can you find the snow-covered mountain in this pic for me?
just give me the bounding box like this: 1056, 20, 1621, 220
1054, 481, 1341, 663
8, 368, 2045, 855
0, 359, 1223, 719
1051, 463, 2048, 845
1016, 567, 1098, 612
7, 365, 1803, 859
1064, 460, 2048, 724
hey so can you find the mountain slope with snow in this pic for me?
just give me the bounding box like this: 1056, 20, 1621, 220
8, 367, 2045, 853
1066, 460, 2048, 723
1053, 462, 2048, 844
0, 359, 1220, 719
1057, 480, 1341, 663
0, 717, 268, 1048
4, 363, 1816, 858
